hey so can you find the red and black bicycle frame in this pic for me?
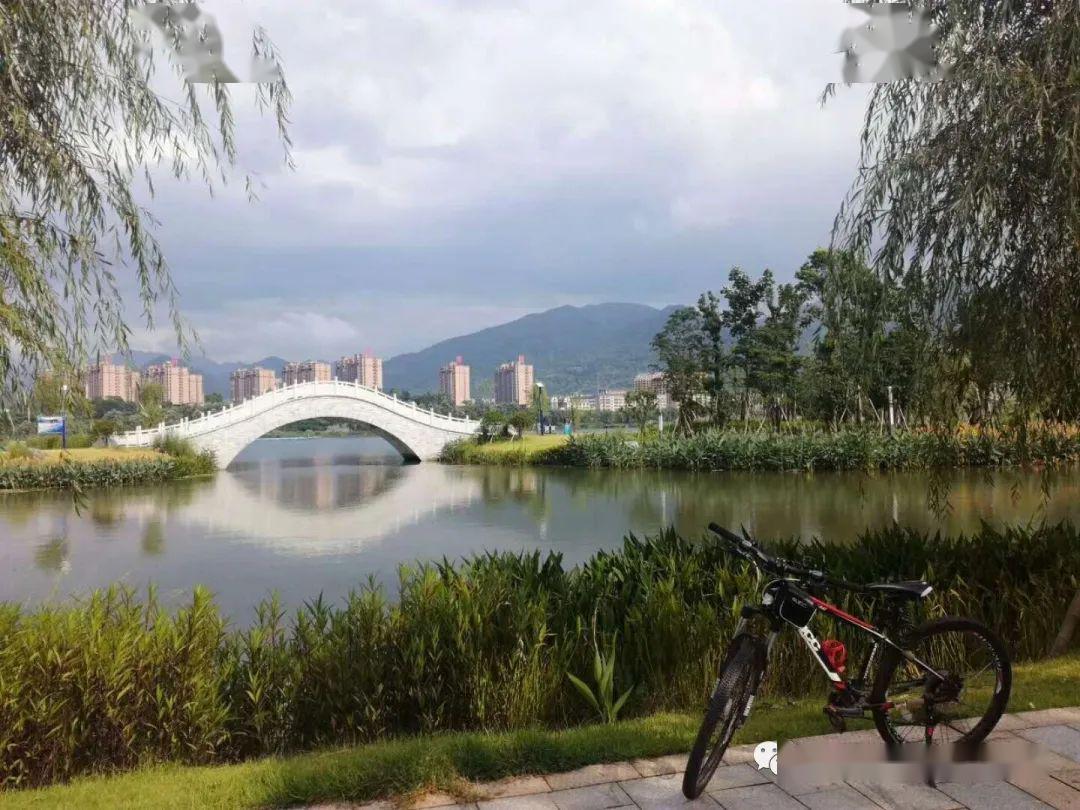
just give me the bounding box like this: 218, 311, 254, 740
737, 579, 945, 702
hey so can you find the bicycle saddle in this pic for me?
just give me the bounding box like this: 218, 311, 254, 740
866, 580, 933, 600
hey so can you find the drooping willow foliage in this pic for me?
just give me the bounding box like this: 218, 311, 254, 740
832, 0, 1079, 420
0, 0, 291, 404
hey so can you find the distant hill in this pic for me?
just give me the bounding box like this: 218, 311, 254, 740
121, 302, 684, 398
383, 302, 680, 395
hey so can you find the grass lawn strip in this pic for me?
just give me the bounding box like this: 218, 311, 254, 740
3, 653, 1076, 810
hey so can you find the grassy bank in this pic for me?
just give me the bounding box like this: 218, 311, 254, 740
0, 523, 1077, 790
0, 441, 216, 491
442, 423, 1080, 471
5, 653, 1079, 810
443, 434, 569, 464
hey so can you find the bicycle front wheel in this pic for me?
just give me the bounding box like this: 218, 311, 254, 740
682, 634, 767, 799
870, 616, 1011, 747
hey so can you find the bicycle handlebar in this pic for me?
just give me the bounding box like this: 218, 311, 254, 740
707, 523, 867, 592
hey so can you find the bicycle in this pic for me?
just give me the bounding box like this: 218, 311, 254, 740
682, 523, 1012, 799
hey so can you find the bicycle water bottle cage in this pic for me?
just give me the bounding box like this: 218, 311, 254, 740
821, 639, 847, 674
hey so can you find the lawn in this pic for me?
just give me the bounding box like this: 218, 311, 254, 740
0, 447, 161, 465
445, 434, 570, 464
4, 653, 1076, 810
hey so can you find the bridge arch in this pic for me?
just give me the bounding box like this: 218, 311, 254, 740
111, 380, 479, 468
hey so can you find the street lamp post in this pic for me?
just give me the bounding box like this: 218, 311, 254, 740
536, 382, 544, 435
60, 383, 69, 450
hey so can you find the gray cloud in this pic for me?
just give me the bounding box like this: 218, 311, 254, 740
131, 0, 871, 361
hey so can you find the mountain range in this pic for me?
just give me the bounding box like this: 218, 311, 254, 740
128, 302, 681, 397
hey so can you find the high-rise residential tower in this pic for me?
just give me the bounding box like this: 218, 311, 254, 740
145, 360, 204, 405
283, 361, 332, 386
439, 356, 471, 406
494, 355, 534, 407
84, 358, 140, 403
230, 367, 278, 402
335, 352, 383, 389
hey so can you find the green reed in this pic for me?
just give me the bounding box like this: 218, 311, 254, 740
458, 423, 1080, 471
1, 523, 1077, 789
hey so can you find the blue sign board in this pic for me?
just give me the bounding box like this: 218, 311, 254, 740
36, 416, 65, 435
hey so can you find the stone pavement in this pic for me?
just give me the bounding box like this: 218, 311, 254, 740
317, 707, 1080, 810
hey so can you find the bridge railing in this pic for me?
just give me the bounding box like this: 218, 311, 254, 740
114, 379, 478, 442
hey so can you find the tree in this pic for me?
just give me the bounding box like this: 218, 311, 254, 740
479, 410, 507, 442
829, 0, 1078, 420
205, 393, 225, 408
0, 2, 291, 401
624, 389, 658, 437
722, 268, 771, 421
651, 307, 707, 435
507, 409, 532, 440
746, 281, 808, 427
90, 419, 117, 444
695, 291, 729, 426
30, 365, 90, 421
138, 381, 164, 426
796, 250, 921, 426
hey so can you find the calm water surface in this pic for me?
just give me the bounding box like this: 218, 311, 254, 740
1, 437, 1077, 622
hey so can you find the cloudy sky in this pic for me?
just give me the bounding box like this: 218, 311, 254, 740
135, 0, 871, 362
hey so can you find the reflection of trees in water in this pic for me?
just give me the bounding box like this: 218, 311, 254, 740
141, 520, 165, 556
468, 465, 1080, 545
90, 498, 124, 526
82, 480, 209, 529
474, 467, 552, 523
0, 490, 71, 526
35, 536, 69, 570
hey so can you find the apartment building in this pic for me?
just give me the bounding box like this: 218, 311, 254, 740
84, 359, 140, 403
230, 367, 278, 402
335, 352, 383, 389
283, 361, 331, 386
494, 355, 534, 406
633, 371, 671, 410
145, 360, 204, 406
439, 356, 471, 406
596, 388, 628, 412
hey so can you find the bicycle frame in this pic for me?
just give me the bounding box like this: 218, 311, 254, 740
737, 578, 946, 701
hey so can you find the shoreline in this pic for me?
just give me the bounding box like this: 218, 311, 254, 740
0, 447, 216, 492
439, 424, 1080, 472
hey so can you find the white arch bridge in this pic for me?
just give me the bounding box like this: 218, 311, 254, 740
110, 380, 480, 467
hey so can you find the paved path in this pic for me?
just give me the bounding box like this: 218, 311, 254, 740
318, 708, 1080, 810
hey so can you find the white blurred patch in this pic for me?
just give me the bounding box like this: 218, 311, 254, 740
838, 3, 949, 83
131, 3, 281, 83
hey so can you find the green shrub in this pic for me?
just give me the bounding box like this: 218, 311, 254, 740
0, 523, 1077, 789
2, 442, 36, 461
25, 435, 61, 450
151, 434, 217, 477
65, 434, 92, 449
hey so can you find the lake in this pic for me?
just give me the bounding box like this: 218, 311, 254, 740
1, 436, 1077, 622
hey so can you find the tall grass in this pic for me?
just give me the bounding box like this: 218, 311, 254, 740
519, 423, 1080, 471
1, 523, 1077, 789
0, 438, 216, 491
151, 435, 217, 478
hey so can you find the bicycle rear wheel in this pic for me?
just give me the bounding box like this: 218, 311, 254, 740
682, 634, 767, 799
870, 616, 1011, 746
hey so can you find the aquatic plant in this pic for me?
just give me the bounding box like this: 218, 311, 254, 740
0, 523, 1076, 788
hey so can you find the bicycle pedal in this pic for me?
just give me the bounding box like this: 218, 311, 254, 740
823, 706, 847, 733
